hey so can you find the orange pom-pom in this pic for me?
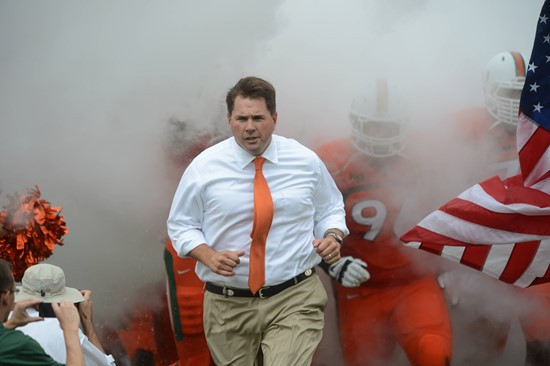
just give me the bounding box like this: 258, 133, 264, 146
0, 186, 68, 281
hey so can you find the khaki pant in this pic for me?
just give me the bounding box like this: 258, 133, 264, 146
203, 274, 327, 366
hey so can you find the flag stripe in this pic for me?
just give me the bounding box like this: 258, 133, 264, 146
484, 244, 515, 278
440, 198, 550, 235
460, 246, 491, 270
517, 114, 538, 151
415, 209, 549, 244
518, 122, 550, 184
519, 239, 550, 286
441, 245, 465, 263
524, 142, 550, 187
498, 241, 539, 283
529, 263, 550, 286
451, 177, 550, 210
419, 241, 444, 255
476, 176, 550, 208
533, 175, 550, 194
401, 221, 470, 245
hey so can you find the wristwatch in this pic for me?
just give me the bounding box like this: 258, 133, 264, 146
324, 232, 343, 244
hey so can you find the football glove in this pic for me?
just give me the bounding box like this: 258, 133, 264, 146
328, 256, 370, 287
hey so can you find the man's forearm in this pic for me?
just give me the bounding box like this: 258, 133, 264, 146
63, 329, 85, 366
187, 243, 212, 264
80, 317, 106, 353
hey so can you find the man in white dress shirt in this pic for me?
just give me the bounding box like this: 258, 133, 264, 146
15, 263, 116, 366
167, 76, 348, 365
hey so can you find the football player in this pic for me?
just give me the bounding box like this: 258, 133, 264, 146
317, 79, 452, 366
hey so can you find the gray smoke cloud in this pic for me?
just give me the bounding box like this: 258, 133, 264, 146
0, 0, 546, 364
0, 0, 283, 322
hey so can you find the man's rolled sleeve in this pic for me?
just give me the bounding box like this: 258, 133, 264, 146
81, 336, 117, 366
312, 158, 349, 239
167, 165, 207, 257
314, 215, 348, 240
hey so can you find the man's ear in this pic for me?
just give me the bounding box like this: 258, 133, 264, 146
0, 291, 8, 306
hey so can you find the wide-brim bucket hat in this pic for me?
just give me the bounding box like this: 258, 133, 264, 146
15, 263, 84, 303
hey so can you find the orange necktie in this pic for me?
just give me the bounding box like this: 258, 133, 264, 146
249, 157, 274, 294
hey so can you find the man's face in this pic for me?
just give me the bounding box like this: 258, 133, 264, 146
228, 96, 277, 156
1, 279, 15, 322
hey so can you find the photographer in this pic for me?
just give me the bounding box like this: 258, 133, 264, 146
0, 259, 84, 366
15, 263, 115, 366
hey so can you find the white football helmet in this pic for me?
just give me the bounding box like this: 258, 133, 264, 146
484, 51, 527, 128
349, 78, 408, 157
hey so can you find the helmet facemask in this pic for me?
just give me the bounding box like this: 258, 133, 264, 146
350, 112, 408, 158
484, 51, 527, 128
485, 77, 524, 128
349, 78, 408, 158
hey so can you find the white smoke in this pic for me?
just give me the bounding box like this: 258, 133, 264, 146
0, 0, 283, 322
0, 0, 546, 364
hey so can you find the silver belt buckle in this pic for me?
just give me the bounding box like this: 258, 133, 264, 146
222, 286, 235, 297
258, 286, 270, 298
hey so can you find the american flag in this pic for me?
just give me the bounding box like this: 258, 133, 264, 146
401, 0, 550, 288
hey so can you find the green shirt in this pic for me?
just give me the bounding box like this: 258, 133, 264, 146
0, 323, 63, 366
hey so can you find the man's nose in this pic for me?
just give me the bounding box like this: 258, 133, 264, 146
245, 118, 256, 131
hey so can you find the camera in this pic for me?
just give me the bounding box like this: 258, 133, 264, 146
38, 303, 56, 318
38, 302, 79, 318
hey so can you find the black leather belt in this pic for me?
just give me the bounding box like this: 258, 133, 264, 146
206, 268, 316, 299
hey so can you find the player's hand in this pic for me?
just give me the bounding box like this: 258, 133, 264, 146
438, 270, 483, 306
329, 256, 370, 287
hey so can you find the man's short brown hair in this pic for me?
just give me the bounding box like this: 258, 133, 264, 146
226, 76, 276, 116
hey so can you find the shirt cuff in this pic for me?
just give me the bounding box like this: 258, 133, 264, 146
173, 229, 207, 257
314, 216, 349, 239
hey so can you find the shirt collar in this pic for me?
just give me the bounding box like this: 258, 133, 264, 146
231, 135, 279, 169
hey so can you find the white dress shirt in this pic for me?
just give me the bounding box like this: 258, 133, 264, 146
17, 308, 116, 366
167, 134, 348, 288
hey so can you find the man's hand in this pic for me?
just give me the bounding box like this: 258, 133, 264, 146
189, 244, 245, 276
3, 298, 43, 329
207, 250, 245, 276
52, 301, 85, 366
52, 301, 81, 333
78, 290, 93, 322
329, 256, 370, 287
78, 290, 107, 354
313, 235, 341, 264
